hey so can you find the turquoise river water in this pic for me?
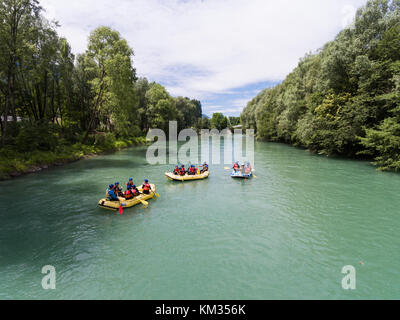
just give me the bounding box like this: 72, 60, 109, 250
0, 142, 399, 299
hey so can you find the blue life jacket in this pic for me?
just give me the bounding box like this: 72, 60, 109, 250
107, 189, 118, 201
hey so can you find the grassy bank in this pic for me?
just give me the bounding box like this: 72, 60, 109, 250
0, 136, 148, 180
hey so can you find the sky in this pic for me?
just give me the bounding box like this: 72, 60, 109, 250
41, 0, 368, 116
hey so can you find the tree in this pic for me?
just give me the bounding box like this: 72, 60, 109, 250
210, 113, 228, 131
135, 77, 151, 133
360, 117, 400, 171
0, 0, 42, 144
228, 116, 240, 127
175, 96, 198, 130
81, 26, 137, 142
145, 83, 178, 133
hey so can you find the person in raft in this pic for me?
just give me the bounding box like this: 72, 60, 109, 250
179, 165, 186, 176
188, 165, 195, 175
124, 188, 134, 200
233, 161, 240, 172
173, 166, 180, 175
142, 179, 152, 195
124, 179, 134, 200
124, 184, 140, 200
126, 178, 135, 190
201, 162, 209, 173
107, 184, 119, 201
114, 182, 123, 197
131, 185, 141, 197
245, 163, 252, 174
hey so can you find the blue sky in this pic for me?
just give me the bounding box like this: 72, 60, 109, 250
41, 0, 368, 116
199, 81, 280, 117
152, 62, 280, 116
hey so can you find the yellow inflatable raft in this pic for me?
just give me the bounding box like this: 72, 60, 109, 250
165, 171, 209, 182
98, 184, 157, 211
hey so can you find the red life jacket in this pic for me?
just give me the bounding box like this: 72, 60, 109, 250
143, 183, 150, 191
234, 164, 239, 169
132, 189, 139, 196
124, 190, 133, 199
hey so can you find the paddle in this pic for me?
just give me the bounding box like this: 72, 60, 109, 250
146, 185, 159, 197
116, 197, 126, 214
139, 199, 149, 208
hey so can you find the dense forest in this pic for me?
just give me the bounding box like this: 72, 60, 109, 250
241, 0, 400, 171
0, 0, 233, 178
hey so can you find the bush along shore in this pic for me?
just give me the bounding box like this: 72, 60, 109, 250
0, 135, 148, 181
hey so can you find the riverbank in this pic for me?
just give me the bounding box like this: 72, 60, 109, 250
0, 136, 148, 181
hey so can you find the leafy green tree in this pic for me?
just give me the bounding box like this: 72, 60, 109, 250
210, 113, 228, 131
135, 77, 151, 132
196, 116, 210, 130
228, 116, 240, 127
175, 96, 199, 130
360, 117, 400, 171
0, 0, 42, 144
145, 83, 178, 133
81, 26, 137, 142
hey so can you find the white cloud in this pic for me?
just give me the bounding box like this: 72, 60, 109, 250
205, 105, 243, 114
342, 4, 358, 28
231, 98, 252, 107
40, 0, 368, 103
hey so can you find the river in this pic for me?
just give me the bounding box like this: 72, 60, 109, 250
0, 142, 399, 299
